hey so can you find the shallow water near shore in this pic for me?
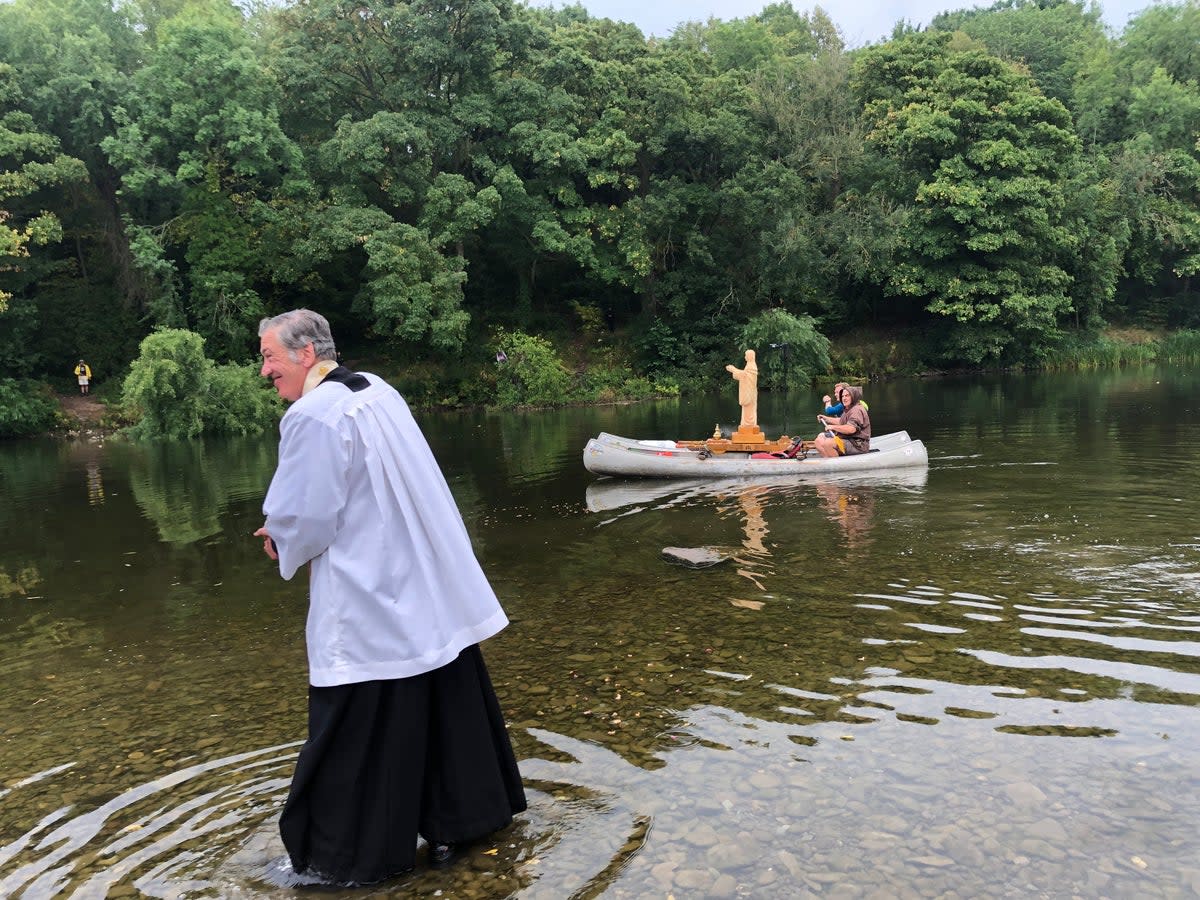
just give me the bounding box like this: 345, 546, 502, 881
2, 367, 1200, 898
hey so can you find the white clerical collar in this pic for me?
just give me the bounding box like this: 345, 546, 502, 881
302, 360, 339, 396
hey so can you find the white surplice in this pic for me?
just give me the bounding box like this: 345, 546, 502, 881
263, 371, 508, 687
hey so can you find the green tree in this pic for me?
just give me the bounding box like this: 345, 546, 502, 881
1126, 65, 1200, 152
853, 33, 1082, 361
470, 9, 647, 327
746, 45, 900, 326
1072, 3, 1200, 324
0, 378, 60, 438
103, 1, 309, 359
122, 329, 211, 439
491, 328, 573, 406
1119, 1, 1200, 86
0, 64, 88, 313
930, 0, 1106, 105
1057, 156, 1126, 330
0, 0, 184, 380
266, 0, 522, 350
1109, 135, 1200, 324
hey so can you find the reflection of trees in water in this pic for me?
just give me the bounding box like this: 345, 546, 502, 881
0, 563, 41, 598
0, 439, 72, 505
6, 610, 99, 652
122, 438, 278, 544
492, 406, 585, 482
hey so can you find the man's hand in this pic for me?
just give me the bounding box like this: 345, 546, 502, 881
253, 526, 278, 561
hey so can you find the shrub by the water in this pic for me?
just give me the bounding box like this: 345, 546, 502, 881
122, 329, 279, 439
122, 330, 208, 439
492, 329, 573, 407
0, 379, 60, 438
579, 363, 679, 404
204, 363, 282, 435
740, 309, 831, 390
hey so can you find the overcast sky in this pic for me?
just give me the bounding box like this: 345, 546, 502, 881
525, 0, 1157, 47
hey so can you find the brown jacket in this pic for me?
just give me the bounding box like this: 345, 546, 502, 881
839, 386, 871, 452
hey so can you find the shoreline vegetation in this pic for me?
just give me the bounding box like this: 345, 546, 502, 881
5, 1, 1200, 444
19, 325, 1200, 442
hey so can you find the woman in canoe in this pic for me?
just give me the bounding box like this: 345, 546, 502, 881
815, 385, 870, 457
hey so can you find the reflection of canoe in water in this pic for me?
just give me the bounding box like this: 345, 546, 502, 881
585, 465, 928, 513
583, 430, 928, 479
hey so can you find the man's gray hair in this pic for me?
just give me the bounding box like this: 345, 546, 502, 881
259, 309, 338, 362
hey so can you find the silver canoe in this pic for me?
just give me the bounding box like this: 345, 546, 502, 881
583, 429, 928, 478
585, 465, 929, 513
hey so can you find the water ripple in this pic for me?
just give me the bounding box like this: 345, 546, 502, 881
1018, 626, 1200, 659
962, 648, 1200, 697
0, 743, 297, 899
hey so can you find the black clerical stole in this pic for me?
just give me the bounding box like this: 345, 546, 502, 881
320, 366, 370, 392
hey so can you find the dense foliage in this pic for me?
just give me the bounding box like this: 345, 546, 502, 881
0, 378, 60, 437
121, 329, 280, 439
3, 0, 1200, 417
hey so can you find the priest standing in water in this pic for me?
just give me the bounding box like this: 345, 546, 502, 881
253, 309, 526, 886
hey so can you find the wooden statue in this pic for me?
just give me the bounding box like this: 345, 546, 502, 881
676, 347, 795, 453
726, 349, 764, 442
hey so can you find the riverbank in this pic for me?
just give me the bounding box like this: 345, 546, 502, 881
12, 324, 1199, 441
55, 392, 119, 439
58, 393, 106, 425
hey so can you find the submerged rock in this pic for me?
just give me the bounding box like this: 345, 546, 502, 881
662, 546, 729, 568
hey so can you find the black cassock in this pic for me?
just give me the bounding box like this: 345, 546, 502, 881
280, 645, 526, 884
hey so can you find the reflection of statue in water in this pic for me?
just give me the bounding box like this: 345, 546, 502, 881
725, 349, 760, 436
813, 482, 877, 551
716, 484, 772, 598
738, 486, 769, 556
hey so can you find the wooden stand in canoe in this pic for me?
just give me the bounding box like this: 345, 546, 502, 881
674, 425, 813, 456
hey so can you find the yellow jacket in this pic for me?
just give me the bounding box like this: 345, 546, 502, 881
75, 363, 91, 378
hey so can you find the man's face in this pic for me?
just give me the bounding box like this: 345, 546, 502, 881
259, 328, 314, 402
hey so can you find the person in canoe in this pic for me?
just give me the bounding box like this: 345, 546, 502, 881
815, 384, 871, 457
822, 382, 868, 416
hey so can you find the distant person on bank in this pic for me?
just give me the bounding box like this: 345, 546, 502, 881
815, 384, 871, 458
74, 359, 92, 395
253, 309, 525, 886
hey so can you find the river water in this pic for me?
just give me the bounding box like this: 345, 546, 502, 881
2, 368, 1199, 899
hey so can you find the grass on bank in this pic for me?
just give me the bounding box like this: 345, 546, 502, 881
829, 326, 1200, 377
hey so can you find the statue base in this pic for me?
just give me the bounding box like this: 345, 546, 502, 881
677, 428, 795, 454
731, 427, 765, 443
